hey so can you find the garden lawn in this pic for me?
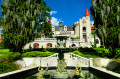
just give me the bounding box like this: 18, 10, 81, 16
72, 50, 101, 58
0, 49, 12, 59
22, 50, 55, 57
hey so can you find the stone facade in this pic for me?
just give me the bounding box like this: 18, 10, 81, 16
24, 9, 100, 49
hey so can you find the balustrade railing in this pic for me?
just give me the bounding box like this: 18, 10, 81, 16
40, 53, 58, 66
35, 38, 57, 41
70, 53, 90, 66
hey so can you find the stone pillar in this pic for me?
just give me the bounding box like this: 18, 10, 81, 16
89, 58, 93, 67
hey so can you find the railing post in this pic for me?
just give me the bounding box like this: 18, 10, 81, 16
89, 58, 93, 67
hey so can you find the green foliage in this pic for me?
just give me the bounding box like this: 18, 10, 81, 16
1, 0, 51, 53
93, 48, 105, 53
94, 48, 110, 54
91, 0, 120, 57
72, 50, 100, 58
29, 44, 32, 49
7, 52, 21, 62
72, 51, 79, 54
69, 45, 71, 48
0, 63, 16, 74
0, 59, 20, 74
39, 18, 53, 37
0, 49, 12, 59
22, 50, 55, 57
41, 45, 43, 48
84, 47, 89, 48
115, 49, 120, 58
55, 44, 57, 48
74, 36, 80, 39
0, 42, 4, 49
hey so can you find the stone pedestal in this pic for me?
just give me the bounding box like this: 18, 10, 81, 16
54, 52, 68, 78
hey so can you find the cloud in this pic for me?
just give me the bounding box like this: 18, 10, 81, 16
51, 17, 59, 26
50, 11, 57, 15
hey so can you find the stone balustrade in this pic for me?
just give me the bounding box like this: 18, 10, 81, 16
70, 53, 90, 66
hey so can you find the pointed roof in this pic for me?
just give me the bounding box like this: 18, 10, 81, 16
48, 19, 51, 23
85, 8, 90, 16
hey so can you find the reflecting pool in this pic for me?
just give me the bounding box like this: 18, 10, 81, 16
26, 70, 103, 79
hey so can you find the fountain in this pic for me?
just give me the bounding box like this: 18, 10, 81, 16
53, 20, 69, 79
36, 20, 85, 79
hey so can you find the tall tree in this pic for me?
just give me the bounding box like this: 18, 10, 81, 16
91, 0, 120, 56
1, 0, 51, 53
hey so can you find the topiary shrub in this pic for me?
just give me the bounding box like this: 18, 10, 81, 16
7, 52, 21, 62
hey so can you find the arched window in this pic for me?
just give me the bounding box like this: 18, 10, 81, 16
47, 43, 52, 48
83, 27, 86, 32
33, 43, 39, 48
72, 44, 76, 47
96, 39, 99, 44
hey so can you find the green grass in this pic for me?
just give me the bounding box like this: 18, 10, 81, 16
72, 50, 101, 58
22, 50, 55, 57
0, 49, 12, 59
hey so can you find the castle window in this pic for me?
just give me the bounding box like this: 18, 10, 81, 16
83, 18, 86, 23
96, 39, 99, 44
47, 43, 52, 48
83, 27, 86, 32
33, 43, 39, 48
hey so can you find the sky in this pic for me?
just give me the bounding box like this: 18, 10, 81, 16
0, 0, 94, 26
0, 0, 2, 18
44, 0, 94, 26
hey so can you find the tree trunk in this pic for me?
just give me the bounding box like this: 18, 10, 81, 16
118, 34, 120, 47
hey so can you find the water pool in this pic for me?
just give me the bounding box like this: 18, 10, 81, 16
26, 70, 103, 79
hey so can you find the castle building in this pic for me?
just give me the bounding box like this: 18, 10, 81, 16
24, 9, 100, 49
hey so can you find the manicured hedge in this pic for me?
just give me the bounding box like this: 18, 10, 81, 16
7, 52, 21, 62
22, 50, 55, 57
72, 50, 101, 58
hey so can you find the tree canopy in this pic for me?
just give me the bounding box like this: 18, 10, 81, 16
91, 0, 120, 56
1, 0, 51, 53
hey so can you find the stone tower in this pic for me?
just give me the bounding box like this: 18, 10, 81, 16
74, 8, 92, 43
